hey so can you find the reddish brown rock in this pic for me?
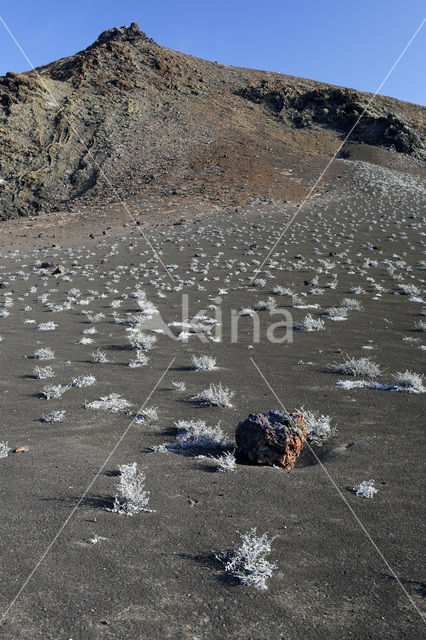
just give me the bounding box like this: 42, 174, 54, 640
235, 410, 307, 469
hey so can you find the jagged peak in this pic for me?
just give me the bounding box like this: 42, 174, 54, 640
87, 22, 149, 49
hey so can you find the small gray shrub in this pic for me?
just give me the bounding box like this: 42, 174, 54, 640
191, 383, 234, 407
108, 463, 153, 516
214, 529, 277, 590
330, 356, 381, 379
0, 442, 11, 458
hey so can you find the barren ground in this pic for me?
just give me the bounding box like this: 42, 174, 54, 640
0, 148, 425, 639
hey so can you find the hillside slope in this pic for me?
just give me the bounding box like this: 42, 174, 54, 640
0, 22, 425, 219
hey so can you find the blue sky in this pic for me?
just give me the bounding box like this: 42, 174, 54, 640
0, 1, 425, 105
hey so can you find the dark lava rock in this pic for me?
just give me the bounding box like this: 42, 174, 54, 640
235, 410, 307, 469
52, 266, 65, 275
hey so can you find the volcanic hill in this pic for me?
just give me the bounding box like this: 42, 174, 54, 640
0, 21, 425, 219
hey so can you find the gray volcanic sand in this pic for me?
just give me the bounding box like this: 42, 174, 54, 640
0, 155, 425, 639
